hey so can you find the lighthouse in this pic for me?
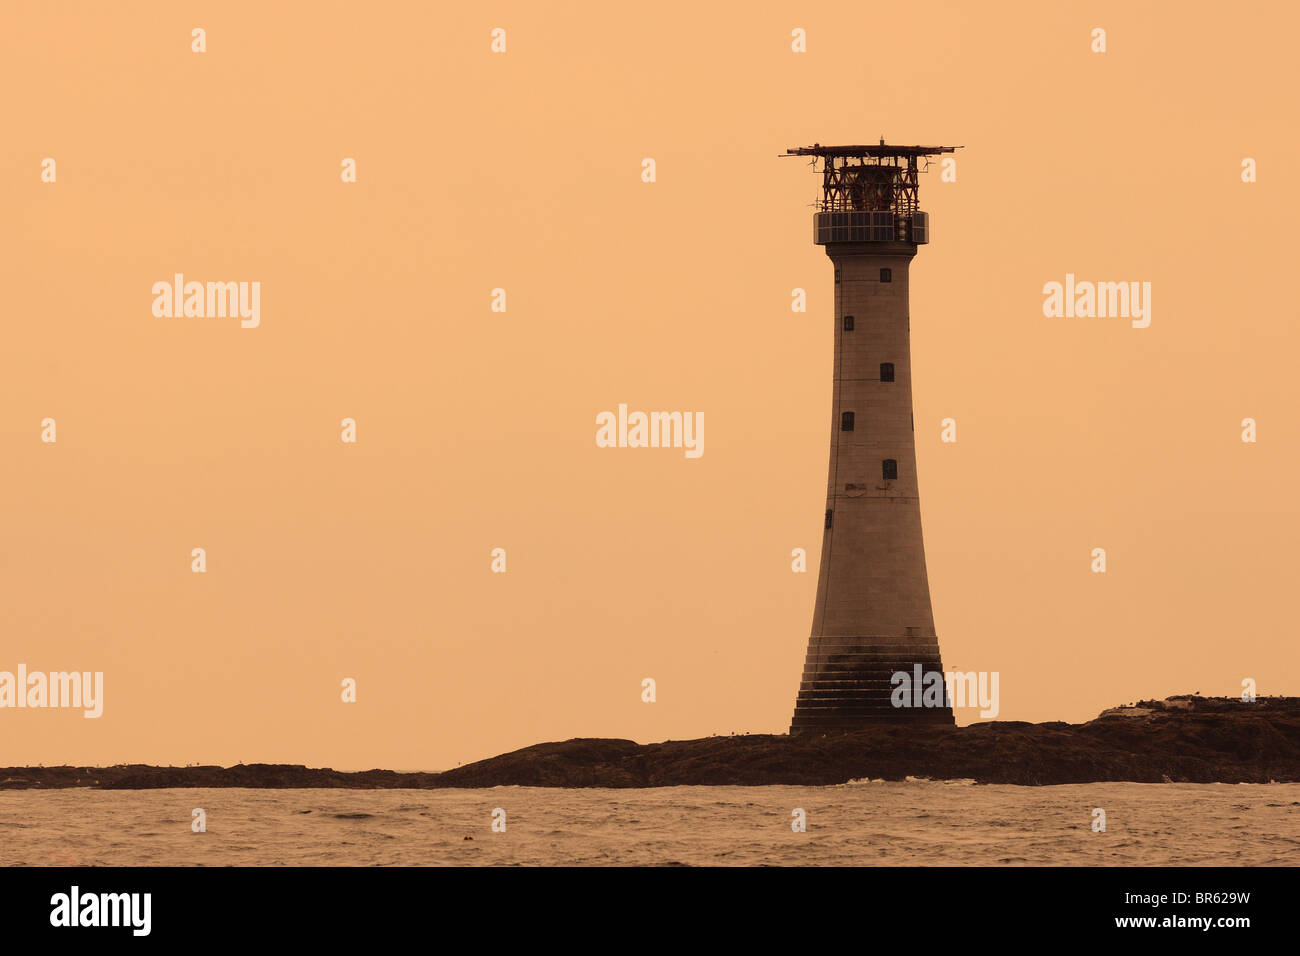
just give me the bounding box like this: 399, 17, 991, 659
785, 142, 960, 733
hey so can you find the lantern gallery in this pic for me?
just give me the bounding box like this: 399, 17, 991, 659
151, 273, 261, 328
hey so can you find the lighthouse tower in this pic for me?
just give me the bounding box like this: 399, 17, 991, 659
785, 142, 960, 733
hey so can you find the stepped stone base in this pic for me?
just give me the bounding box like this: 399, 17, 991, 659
790, 639, 955, 733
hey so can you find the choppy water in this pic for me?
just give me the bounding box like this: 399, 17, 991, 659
2, 782, 1298, 866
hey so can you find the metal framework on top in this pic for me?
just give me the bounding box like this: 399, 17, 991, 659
783, 141, 961, 219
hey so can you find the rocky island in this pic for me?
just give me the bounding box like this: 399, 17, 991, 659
3, 695, 1296, 790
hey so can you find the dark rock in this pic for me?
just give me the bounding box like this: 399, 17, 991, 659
4, 696, 1297, 789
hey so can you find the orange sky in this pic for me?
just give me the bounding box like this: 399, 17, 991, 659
3, 1, 1297, 771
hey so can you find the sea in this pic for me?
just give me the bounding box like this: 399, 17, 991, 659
3, 781, 1298, 866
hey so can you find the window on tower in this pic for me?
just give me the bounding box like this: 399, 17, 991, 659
880, 362, 895, 382
880, 268, 892, 283
841, 411, 855, 431
835, 268, 842, 285
825, 509, 833, 529
882, 459, 898, 480
843, 315, 854, 331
